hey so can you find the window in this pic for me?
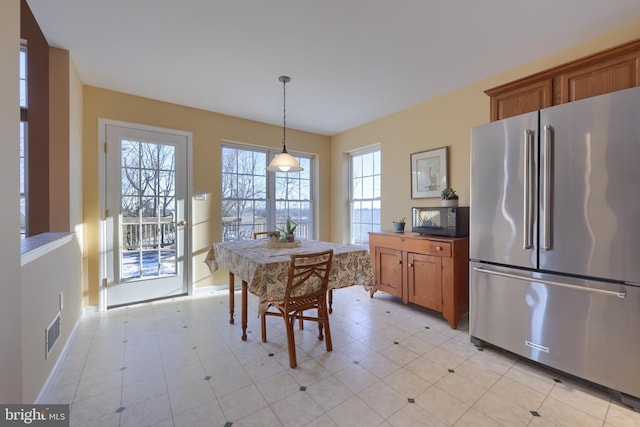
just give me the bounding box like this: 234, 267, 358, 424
274, 156, 312, 239
19, 43, 27, 238
350, 147, 381, 245
221, 144, 313, 241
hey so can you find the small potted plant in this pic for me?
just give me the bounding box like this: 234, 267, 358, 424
267, 231, 281, 243
441, 188, 459, 207
392, 217, 406, 232
278, 217, 298, 242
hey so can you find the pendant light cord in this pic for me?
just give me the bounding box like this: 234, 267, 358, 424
282, 77, 288, 153
266, 75, 302, 173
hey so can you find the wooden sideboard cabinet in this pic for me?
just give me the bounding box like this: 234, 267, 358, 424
369, 231, 469, 329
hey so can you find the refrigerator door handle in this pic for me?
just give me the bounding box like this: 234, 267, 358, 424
523, 130, 534, 250
542, 125, 553, 251
473, 267, 626, 298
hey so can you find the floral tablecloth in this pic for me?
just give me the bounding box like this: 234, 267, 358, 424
207, 239, 375, 314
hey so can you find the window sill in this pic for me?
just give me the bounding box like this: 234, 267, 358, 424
21, 232, 74, 267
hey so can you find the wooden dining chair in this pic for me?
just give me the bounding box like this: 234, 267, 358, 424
261, 249, 334, 368
256, 229, 310, 331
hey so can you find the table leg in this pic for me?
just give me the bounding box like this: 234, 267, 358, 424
228, 272, 235, 324
241, 280, 248, 341
328, 289, 333, 313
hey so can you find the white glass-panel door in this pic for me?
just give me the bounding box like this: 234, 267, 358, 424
105, 123, 189, 307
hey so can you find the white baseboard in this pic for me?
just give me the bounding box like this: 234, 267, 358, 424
34, 311, 84, 404
83, 305, 98, 315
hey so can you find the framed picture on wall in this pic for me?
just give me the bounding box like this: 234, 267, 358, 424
411, 146, 448, 198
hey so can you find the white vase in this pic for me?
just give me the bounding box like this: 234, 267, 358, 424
441, 199, 458, 207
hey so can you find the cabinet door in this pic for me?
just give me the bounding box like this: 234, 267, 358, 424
375, 247, 403, 298
407, 252, 442, 311
558, 55, 639, 103
488, 79, 552, 121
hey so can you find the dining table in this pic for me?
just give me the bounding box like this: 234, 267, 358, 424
206, 239, 376, 340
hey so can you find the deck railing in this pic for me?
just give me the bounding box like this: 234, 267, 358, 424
122, 216, 176, 250
222, 218, 311, 241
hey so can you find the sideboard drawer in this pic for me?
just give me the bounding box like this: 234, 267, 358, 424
424, 241, 451, 257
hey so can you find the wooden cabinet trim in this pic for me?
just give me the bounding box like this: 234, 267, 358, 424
558, 55, 639, 103
486, 37, 640, 98
486, 37, 640, 121
489, 79, 553, 122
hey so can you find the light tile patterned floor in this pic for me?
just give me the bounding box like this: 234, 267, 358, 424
42, 286, 640, 427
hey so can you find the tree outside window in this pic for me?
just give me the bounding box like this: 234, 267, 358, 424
221, 144, 313, 241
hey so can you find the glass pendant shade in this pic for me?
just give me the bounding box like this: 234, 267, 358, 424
267, 75, 304, 173
266, 150, 303, 172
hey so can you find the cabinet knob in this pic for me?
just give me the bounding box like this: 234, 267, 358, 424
436, 246, 442, 251
409, 263, 414, 267
397, 260, 402, 265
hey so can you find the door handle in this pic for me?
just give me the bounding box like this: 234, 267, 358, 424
523, 129, 534, 250
177, 220, 188, 227
542, 125, 553, 251
474, 267, 626, 298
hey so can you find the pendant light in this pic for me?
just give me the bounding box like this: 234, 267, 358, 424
266, 75, 304, 173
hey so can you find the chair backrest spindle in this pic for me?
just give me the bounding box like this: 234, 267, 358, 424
285, 250, 333, 304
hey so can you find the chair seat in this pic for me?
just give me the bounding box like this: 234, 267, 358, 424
266, 291, 324, 312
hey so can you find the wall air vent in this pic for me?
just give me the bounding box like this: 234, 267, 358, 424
45, 312, 61, 359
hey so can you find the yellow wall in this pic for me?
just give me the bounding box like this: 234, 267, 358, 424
329, 22, 640, 243
21, 237, 82, 403
81, 21, 640, 303
19, 48, 85, 404
82, 87, 331, 304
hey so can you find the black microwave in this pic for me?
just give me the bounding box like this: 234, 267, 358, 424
411, 206, 469, 237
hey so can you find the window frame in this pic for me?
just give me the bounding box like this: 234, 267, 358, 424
221, 142, 314, 241
19, 41, 27, 238
272, 155, 314, 240
349, 146, 381, 246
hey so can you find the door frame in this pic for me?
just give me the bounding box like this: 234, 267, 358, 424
98, 118, 193, 311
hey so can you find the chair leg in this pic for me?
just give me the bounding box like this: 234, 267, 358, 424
284, 313, 298, 368
261, 313, 267, 343
298, 310, 304, 330
317, 307, 324, 341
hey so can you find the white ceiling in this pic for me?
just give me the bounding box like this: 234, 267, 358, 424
26, 0, 640, 136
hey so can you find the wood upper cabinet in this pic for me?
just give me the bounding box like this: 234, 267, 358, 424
488, 79, 552, 122
486, 38, 640, 121
558, 54, 639, 103
369, 231, 469, 329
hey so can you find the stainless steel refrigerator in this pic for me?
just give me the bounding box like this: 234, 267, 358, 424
469, 86, 640, 408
